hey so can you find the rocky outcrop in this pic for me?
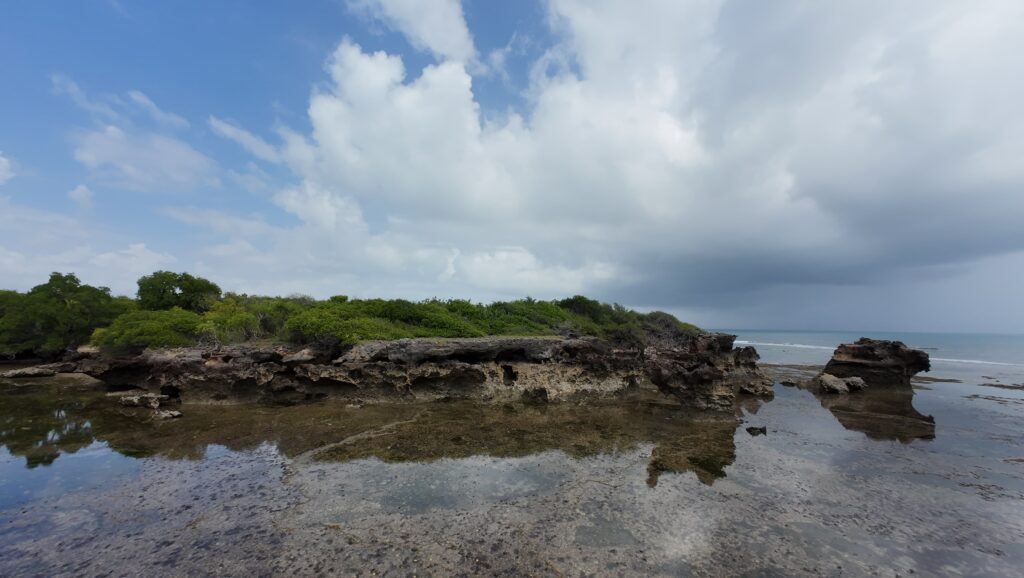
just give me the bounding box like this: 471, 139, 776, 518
55, 333, 771, 411
644, 333, 772, 411
823, 338, 930, 388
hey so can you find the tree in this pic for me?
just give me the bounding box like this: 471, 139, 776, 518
0, 273, 134, 358
137, 271, 221, 313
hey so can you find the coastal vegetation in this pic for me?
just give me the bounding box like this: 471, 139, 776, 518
0, 272, 700, 358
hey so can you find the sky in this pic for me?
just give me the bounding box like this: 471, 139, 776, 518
1, 0, 1023, 333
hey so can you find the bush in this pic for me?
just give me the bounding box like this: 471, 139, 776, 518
0, 273, 134, 358
91, 308, 202, 353
198, 298, 261, 344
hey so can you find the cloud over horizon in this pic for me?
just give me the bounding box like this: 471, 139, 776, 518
2, 0, 1023, 332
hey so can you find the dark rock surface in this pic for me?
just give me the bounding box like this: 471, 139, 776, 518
644, 333, 772, 411
823, 338, 930, 388
53, 333, 771, 410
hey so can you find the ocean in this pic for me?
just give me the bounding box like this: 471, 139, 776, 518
727, 329, 1024, 385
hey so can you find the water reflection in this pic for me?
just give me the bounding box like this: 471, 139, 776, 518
0, 383, 741, 486
813, 389, 936, 442
0, 384, 98, 467
1, 374, 938, 486
761, 365, 937, 442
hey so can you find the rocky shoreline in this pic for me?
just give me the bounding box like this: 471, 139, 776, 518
2, 332, 773, 411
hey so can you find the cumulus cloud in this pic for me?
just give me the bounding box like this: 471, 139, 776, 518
155, 0, 1024, 328
0, 196, 176, 294
0, 152, 13, 185
348, 0, 476, 63
68, 184, 94, 208
73, 125, 217, 192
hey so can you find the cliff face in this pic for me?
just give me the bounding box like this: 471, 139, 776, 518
59, 333, 772, 410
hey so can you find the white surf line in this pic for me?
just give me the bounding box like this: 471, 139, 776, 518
736, 340, 1021, 367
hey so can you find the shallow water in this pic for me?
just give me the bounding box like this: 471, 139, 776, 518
2, 362, 1024, 576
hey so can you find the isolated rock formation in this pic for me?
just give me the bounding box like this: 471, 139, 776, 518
823, 338, 930, 388
50, 333, 771, 411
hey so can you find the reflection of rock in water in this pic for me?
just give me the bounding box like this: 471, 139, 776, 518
815, 388, 935, 442
645, 417, 737, 486
1, 383, 741, 486
311, 399, 740, 487
760, 364, 936, 442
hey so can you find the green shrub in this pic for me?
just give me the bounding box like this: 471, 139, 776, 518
91, 308, 202, 353
0, 273, 135, 358
199, 298, 261, 343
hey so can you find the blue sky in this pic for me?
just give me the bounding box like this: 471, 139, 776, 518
2, 0, 1023, 332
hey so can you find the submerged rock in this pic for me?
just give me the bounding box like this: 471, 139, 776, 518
823, 338, 930, 388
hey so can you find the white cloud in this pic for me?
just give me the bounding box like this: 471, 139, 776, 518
161, 206, 275, 237
0, 197, 172, 294
456, 248, 616, 297
208, 116, 280, 163
0, 152, 13, 185
128, 90, 190, 129
68, 184, 94, 208
113, 0, 1024, 329
51, 74, 121, 121
89, 243, 176, 276
348, 0, 476, 63
73, 125, 217, 192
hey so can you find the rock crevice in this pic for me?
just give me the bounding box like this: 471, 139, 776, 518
17, 333, 773, 410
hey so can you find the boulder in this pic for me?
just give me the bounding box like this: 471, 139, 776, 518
824, 338, 930, 388
843, 376, 867, 391
0, 367, 56, 378
816, 373, 849, 394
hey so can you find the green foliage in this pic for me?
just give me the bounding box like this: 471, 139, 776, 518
137, 271, 222, 313
0, 273, 134, 358
198, 298, 260, 344
91, 308, 202, 353
284, 298, 485, 345
284, 294, 701, 347
3, 271, 703, 353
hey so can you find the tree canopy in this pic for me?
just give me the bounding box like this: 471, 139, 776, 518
137, 271, 222, 313
1, 272, 701, 356
0, 273, 134, 358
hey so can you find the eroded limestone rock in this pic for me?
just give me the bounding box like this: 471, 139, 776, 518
65, 334, 772, 411
824, 338, 930, 388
